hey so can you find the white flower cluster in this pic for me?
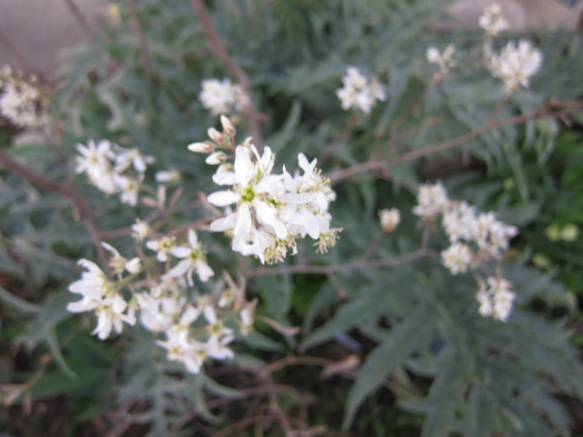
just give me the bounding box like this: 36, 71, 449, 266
378, 208, 400, 233
478, 4, 508, 37
189, 116, 340, 264
413, 182, 518, 321
336, 66, 386, 114
67, 258, 136, 340
426, 45, 456, 74
75, 139, 154, 206
476, 277, 515, 322
478, 5, 543, 94
0, 65, 50, 129
199, 78, 250, 116
68, 230, 255, 374
488, 40, 543, 95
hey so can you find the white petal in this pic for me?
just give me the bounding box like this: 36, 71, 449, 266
207, 190, 239, 207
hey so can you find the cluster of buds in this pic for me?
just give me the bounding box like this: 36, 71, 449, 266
74, 140, 154, 206
413, 182, 518, 322
189, 116, 340, 264
199, 78, 250, 116
336, 66, 386, 114
0, 65, 51, 129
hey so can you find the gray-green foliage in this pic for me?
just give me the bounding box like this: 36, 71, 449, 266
3, 0, 583, 435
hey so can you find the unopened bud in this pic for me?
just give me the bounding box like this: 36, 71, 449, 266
220, 115, 236, 136
188, 142, 213, 153
206, 151, 227, 165
208, 128, 224, 144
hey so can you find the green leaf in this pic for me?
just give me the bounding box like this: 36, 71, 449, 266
343, 303, 434, 428
0, 285, 40, 314
45, 329, 77, 380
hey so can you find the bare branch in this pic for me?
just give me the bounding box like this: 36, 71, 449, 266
127, 0, 154, 86
0, 149, 107, 263
190, 0, 264, 147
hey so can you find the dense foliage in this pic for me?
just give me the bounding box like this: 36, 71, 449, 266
1, 1, 583, 436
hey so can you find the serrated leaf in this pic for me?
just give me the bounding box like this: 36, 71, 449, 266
343, 303, 434, 428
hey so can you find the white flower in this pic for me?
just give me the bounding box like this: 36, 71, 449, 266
336, 66, 386, 113
92, 293, 135, 340
488, 39, 543, 94
115, 174, 141, 206
67, 259, 135, 339
218, 288, 235, 308
479, 4, 508, 37
157, 332, 206, 374
426, 44, 456, 74
476, 277, 515, 322
240, 304, 255, 336
378, 208, 400, 233
146, 236, 176, 262
199, 78, 250, 115
169, 229, 214, 285
471, 212, 517, 258
125, 257, 141, 274
413, 182, 449, 220
67, 259, 110, 314
442, 201, 476, 243
114, 147, 154, 174
75, 140, 117, 194
131, 219, 150, 242
441, 242, 473, 275
101, 241, 128, 276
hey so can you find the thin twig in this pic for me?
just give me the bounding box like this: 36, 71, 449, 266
62, 0, 102, 46
0, 29, 29, 69
190, 0, 264, 147
247, 248, 438, 277
127, 0, 154, 86
327, 100, 583, 185
0, 149, 107, 263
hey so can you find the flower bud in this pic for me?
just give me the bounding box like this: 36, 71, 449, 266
188, 142, 213, 154
220, 115, 236, 136
207, 128, 224, 144
206, 151, 227, 165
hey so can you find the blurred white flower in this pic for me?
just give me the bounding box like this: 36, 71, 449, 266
378, 208, 400, 233
413, 182, 449, 220
199, 78, 250, 115
336, 66, 386, 113
169, 229, 214, 284
427, 44, 456, 74
488, 40, 543, 94
479, 4, 508, 37
441, 242, 473, 275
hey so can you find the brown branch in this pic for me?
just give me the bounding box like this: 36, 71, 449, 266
327, 100, 583, 185
0, 149, 107, 263
263, 356, 335, 374
247, 247, 437, 278
190, 0, 264, 147
62, 0, 102, 46
388, 104, 582, 167
127, 0, 154, 86
0, 29, 29, 69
